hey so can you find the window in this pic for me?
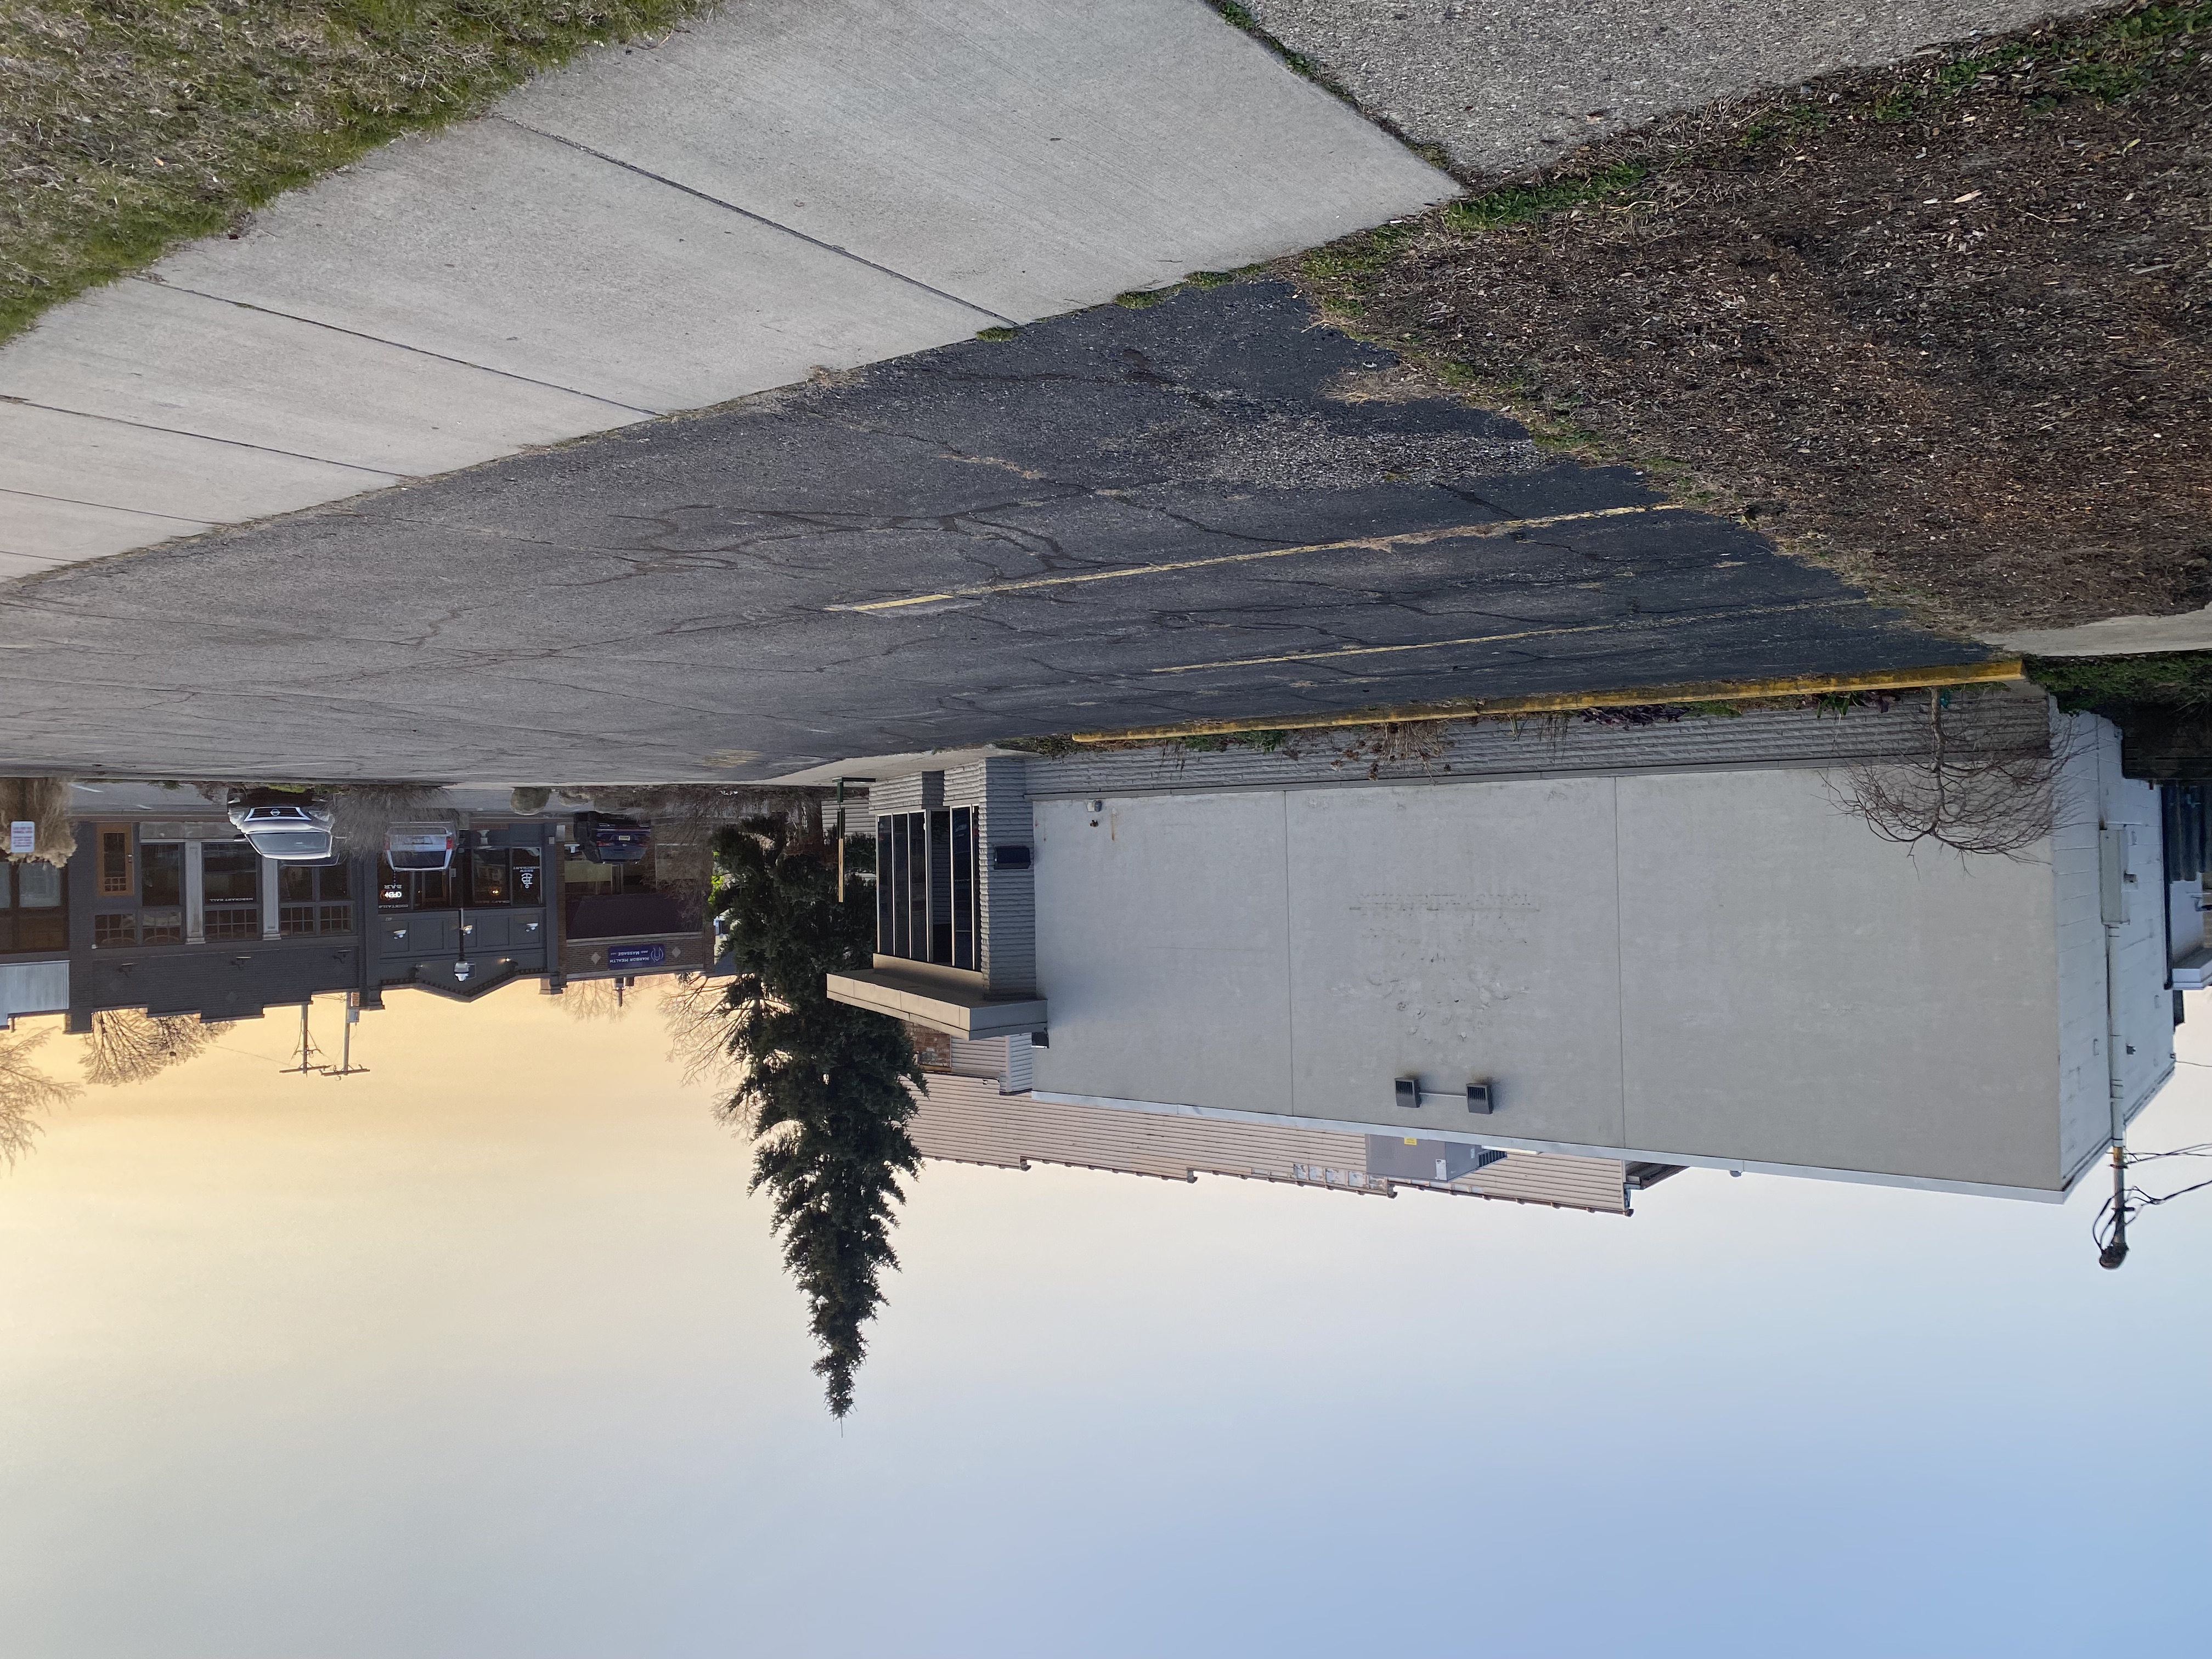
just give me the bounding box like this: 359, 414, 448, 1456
470, 850, 511, 906
510, 848, 543, 903
279, 863, 353, 936
202, 842, 257, 902
562, 847, 654, 900
93, 913, 136, 949
17, 861, 60, 910
142, 843, 183, 908
131, 840, 186, 945
874, 808, 978, 969
202, 842, 259, 939
378, 860, 453, 911
98, 825, 134, 896
0, 859, 67, 953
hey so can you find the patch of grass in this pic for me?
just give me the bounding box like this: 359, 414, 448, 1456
1875, 0, 2210, 122
1, 0, 722, 345
1939, 41, 2035, 88
2059, 58, 2147, 97
1441, 161, 1650, 233
1114, 286, 1177, 309
2028, 652, 2212, 712
1296, 221, 1423, 296
2061, 0, 2212, 95
994, 735, 1079, 758
1868, 88, 1923, 123
974, 325, 1020, 341
1186, 269, 1235, 289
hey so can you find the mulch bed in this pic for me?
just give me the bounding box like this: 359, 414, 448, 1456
1291, 2, 2212, 634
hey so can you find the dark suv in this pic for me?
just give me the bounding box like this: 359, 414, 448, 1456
570, 812, 651, 865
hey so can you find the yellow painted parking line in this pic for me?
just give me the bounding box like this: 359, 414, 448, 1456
1070, 659, 2028, 744
835, 501, 1688, 613
1149, 597, 1870, 674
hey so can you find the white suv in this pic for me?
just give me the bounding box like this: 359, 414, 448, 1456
225, 796, 336, 862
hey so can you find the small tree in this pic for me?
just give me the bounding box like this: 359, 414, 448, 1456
1830, 691, 2069, 860
81, 1010, 233, 1087
712, 815, 919, 1418
662, 972, 743, 1090
554, 977, 634, 1022
1, 1028, 80, 1166
0, 776, 75, 866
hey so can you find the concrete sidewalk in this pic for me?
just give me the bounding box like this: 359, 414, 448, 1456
0, 0, 1450, 581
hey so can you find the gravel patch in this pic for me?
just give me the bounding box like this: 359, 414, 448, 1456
1239, 0, 2115, 173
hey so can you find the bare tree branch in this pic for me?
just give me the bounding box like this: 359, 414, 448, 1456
661, 972, 744, 1090
80, 1011, 234, 1087
0, 1028, 81, 1165
1829, 692, 2070, 860
554, 977, 635, 1022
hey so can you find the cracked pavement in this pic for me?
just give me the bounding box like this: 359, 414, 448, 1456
0, 283, 1994, 782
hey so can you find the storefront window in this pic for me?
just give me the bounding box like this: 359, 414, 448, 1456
202, 843, 257, 902
279, 862, 353, 937
18, 861, 61, 909
0, 860, 68, 953
379, 861, 455, 910
142, 843, 183, 909
470, 850, 511, 907
562, 847, 656, 899
202, 842, 259, 940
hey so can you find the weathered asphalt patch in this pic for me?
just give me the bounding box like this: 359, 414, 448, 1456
0, 283, 1993, 782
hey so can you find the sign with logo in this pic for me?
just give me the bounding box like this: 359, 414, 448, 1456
606, 943, 667, 970
7, 821, 33, 856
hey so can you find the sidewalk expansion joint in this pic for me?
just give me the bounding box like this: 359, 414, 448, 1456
7, 398, 403, 478
131, 277, 666, 417
496, 116, 1019, 328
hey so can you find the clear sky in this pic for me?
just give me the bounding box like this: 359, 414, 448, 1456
1, 985, 2204, 1659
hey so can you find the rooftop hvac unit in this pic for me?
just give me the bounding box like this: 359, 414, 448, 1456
1364, 1136, 1506, 1184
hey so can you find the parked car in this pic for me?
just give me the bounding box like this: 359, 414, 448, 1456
570, 812, 651, 865
225, 793, 336, 862
385, 821, 458, 872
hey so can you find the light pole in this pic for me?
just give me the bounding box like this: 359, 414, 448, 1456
2099, 1140, 2130, 1269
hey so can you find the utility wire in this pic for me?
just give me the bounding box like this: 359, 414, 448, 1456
2091, 1140, 2212, 1260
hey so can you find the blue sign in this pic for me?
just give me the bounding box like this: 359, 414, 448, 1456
606, 943, 667, 970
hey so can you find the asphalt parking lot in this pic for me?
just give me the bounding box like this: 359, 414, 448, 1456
0, 282, 1991, 782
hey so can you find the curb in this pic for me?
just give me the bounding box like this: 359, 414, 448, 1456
1068, 659, 2028, 744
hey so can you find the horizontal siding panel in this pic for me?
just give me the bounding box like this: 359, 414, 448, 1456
909, 1079, 1629, 1213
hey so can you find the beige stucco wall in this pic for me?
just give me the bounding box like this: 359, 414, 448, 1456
1032, 764, 2083, 1191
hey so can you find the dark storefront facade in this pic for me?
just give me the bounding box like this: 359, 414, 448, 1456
10, 806, 720, 1033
